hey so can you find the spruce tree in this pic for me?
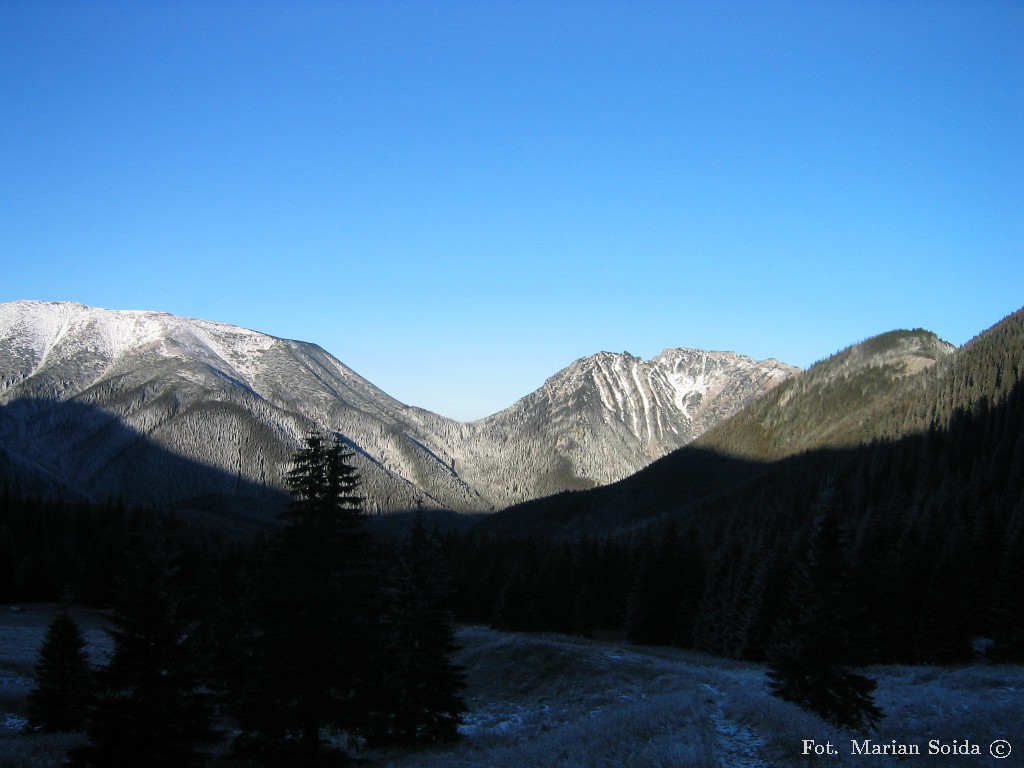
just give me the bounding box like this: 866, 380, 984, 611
26, 611, 94, 733
373, 512, 466, 746
68, 525, 217, 768
490, 564, 539, 632
767, 480, 883, 731
235, 429, 381, 761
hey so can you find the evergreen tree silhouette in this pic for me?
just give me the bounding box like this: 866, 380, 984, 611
372, 511, 466, 746
234, 429, 381, 761
26, 610, 94, 732
68, 525, 217, 768
767, 479, 883, 730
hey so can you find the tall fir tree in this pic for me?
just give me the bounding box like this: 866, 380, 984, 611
234, 429, 383, 762
68, 524, 217, 768
26, 610, 94, 733
767, 479, 884, 731
371, 512, 466, 746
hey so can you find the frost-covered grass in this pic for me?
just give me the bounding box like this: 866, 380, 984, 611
371, 627, 1024, 768
3, 609, 1024, 768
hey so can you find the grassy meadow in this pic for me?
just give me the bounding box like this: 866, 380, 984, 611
2, 608, 1022, 767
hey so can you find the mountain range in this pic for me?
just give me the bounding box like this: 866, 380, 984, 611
0, 300, 796, 519
481, 307, 1020, 538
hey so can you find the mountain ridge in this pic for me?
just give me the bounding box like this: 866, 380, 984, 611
693, 327, 957, 460
480, 306, 1020, 539
0, 300, 796, 516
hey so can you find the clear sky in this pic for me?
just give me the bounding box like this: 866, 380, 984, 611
2, 1, 1021, 420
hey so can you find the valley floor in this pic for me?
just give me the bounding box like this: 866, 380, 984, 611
2, 608, 1022, 767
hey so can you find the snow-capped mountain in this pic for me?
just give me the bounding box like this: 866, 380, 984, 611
0, 301, 797, 516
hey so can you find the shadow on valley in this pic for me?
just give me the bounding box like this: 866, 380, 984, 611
0, 397, 289, 529
477, 445, 772, 539
0, 397, 287, 604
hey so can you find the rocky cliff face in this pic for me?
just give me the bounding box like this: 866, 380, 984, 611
0, 301, 797, 515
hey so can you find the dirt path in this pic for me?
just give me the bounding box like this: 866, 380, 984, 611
702, 682, 770, 768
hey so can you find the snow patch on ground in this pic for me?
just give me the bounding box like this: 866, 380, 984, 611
458, 701, 531, 738
2, 713, 27, 732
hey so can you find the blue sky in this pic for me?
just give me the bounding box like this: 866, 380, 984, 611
2, 1, 1021, 420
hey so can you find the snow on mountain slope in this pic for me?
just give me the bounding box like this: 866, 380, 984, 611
0, 301, 797, 515
441, 348, 797, 508
0, 301, 481, 515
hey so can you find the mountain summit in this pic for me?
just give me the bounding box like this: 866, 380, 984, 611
452, 348, 796, 507
0, 301, 796, 517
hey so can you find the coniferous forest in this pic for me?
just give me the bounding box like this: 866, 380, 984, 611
1, 308, 1022, 764
2, 433, 467, 765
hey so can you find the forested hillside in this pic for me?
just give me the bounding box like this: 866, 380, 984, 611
694, 328, 955, 458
